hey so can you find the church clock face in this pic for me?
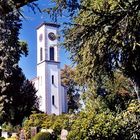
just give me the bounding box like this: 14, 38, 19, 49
48, 32, 56, 41
39, 34, 43, 42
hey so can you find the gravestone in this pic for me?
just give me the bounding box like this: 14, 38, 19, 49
1, 131, 9, 139
0, 127, 2, 137
19, 129, 26, 140
40, 128, 47, 132
31, 127, 38, 138
11, 133, 18, 139
46, 129, 53, 134
60, 129, 68, 140
12, 133, 18, 137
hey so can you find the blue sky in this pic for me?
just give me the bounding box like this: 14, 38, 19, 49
19, 0, 71, 79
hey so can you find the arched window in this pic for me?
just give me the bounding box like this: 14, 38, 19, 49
50, 47, 54, 61
52, 95, 55, 105
52, 75, 54, 84
40, 47, 43, 61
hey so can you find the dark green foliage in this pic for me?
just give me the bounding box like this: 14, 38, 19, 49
0, 137, 5, 140
0, 68, 38, 126
67, 72, 139, 139
4, 79, 38, 126
97, 72, 136, 112
0, 0, 38, 15
0, 2, 38, 126
47, 0, 140, 102
33, 132, 51, 140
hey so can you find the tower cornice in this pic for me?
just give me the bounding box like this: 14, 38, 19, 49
36, 22, 60, 30
37, 60, 60, 66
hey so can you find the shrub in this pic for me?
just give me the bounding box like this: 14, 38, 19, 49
2, 123, 21, 133
67, 100, 140, 140
23, 113, 70, 138
32, 132, 51, 140
0, 137, 5, 140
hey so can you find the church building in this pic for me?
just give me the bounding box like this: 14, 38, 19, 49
32, 22, 67, 115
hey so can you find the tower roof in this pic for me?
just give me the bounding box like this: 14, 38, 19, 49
36, 22, 60, 29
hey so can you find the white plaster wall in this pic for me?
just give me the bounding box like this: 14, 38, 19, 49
31, 77, 39, 98
37, 25, 46, 63
46, 62, 62, 115
32, 78, 44, 111
31, 78, 38, 91
36, 24, 48, 113
37, 63, 47, 113
61, 86, 68, 113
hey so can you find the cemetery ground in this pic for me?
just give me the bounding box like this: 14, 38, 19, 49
0, 101, 139, 140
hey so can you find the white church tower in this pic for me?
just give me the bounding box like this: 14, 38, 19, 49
32, 22, 67, 115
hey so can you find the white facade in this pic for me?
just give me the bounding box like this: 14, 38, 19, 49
32, 23, 67, 115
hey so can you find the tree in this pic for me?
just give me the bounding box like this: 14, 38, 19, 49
1, 75, 39, 126
47, 0, 140, 102
61, 65, 80, 113
0, 74, 39, 126
0, 5, 38, 126
0, 0, 38, 15
67, 99, 140, 140
82, 72, 136, 114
